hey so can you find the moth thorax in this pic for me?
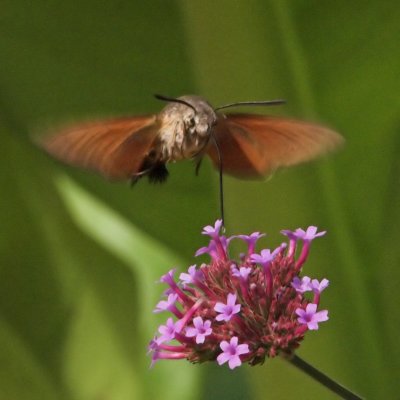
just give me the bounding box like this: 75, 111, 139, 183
157, 95, 217, 162
159, 121, 210, 162
158, 116, 212, 162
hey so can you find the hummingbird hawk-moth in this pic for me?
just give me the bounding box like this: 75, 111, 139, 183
38, 94, 344, 184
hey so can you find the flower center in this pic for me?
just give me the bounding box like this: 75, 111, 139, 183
304, 314, 312, 322
228, 345, 237, 356
225, 306, 233, 316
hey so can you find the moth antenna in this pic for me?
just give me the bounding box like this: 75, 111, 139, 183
210, 133, 225, 229
154, 94, 197, 113
214, 99, 286, 112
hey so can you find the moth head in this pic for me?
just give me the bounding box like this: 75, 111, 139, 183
157, 94, 217, 138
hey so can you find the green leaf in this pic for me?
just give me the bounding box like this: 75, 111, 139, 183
55, 175, 198, 400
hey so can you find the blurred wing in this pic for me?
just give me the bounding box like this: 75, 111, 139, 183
206, 114, 344, 179
38, 116, 159, 179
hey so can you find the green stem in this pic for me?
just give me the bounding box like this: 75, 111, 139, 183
288, 355, 363, 400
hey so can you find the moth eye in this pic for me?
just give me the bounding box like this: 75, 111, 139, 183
189, 117, 196, 126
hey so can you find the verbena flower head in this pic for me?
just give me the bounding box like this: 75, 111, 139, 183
149, 220, 329, 369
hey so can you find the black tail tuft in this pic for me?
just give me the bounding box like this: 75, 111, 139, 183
130, 158, 169, 186
148, 163, 169, 183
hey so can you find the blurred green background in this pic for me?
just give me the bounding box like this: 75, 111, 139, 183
1, 1, 399, 399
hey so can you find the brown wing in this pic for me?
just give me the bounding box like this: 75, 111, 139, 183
38, 116, 160, 179
206, 114, 344, 179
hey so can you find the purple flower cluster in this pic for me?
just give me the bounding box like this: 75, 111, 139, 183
149, 221, 329, 369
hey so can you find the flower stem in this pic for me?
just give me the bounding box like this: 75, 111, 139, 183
288, 355, 363, 400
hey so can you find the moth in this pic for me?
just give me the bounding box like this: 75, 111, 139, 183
39, 94, 344, 184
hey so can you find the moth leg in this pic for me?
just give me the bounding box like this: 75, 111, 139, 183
130, 168, 150, 186
129, 154, 154, 186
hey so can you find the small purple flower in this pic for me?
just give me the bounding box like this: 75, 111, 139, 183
202, 220, 223, 238
185, 317, 212, 344
148, 336, 159, 352
310, 278, 330, 293
195, 235, 231, 260
214, 293, 241, 322
149, 340, 187, 367
231, 265, 252, 281
195, 241, 216, 258
154, 293, 179, 313
282, 226, 326, 242
298, 226, 326, 241
180, 265, 204, 285
217, 337, 250, 369
163, 287, 175, 296
160, 268, 177, 285
250, 248, 280, 267
157, 318, 182, 344
296, 303, 329, 330
236, 232, 265, 254
282, 227, 326, 270
280, 229, 297, 241
292, 276, 312, 293
159, 267, 194, 305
